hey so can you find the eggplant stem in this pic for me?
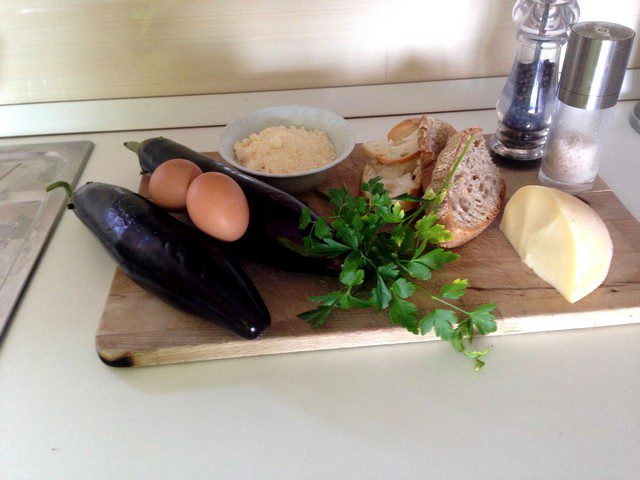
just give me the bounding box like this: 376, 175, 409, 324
46, 181, 74, 200
124, 141, 141, 154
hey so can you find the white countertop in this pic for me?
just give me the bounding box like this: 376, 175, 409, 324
1, 102, 639, 479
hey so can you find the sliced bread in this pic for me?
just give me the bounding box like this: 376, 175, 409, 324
362, 129, 420, 165
361, 159, 421, 211
360, 115, 456, 211
425, 127, 506, 248
387, 118, 420, 144
418, 114, 457, 190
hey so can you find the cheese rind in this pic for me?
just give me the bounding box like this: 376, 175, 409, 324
499, 185, 613, 303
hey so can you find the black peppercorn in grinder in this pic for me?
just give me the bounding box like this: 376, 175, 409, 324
490, 0, 579, 162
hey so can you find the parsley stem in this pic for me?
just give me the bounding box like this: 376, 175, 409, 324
395, 264, 469, 315
402, 201, 430, 225
412, 238, 429, 260
361, 253, 378, 272
400, 136, 473, 229
414, 284, 469, 315
440, 134, 475, 194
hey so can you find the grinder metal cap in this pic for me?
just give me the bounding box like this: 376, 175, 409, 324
559, 21, 635, 109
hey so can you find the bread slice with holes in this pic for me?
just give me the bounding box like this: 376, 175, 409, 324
425, 126, 506, 248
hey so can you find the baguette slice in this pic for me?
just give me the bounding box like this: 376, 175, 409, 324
418, 115, 457, 190
388, 118, 420, 144
362, 129, 420, 165
361, 159, 421, 211
425, 127, 505, 248
361, 115, 456, 211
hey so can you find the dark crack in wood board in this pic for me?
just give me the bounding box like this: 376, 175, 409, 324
96, 140, 640, 367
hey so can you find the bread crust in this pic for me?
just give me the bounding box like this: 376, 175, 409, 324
418, 115, 457, 191
426, 126, 505, 248
438, 176, 506, 248
387, 118, 420, 144
359, 115, 465, 217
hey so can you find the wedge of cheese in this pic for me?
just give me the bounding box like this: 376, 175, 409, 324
500, 185, 613, 303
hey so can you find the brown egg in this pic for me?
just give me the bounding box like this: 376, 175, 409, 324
186, 172, 250, 242
149, 159, 203, 210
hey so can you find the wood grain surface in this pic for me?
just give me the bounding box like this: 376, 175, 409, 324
96, 141, 640, 367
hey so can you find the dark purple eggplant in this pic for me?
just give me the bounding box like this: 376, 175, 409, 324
47, 181, 270, 340
125, 137, 339, 275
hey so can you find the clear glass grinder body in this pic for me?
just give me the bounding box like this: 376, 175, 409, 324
539, 103, 615, 190
490, 0, 579, 162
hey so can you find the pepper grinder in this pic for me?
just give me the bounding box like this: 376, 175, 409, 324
539, 21, 635, 192
490, 0, 579, 162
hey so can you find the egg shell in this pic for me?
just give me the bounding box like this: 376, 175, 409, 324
149, 159, 203, 210
186, 172, 250, 242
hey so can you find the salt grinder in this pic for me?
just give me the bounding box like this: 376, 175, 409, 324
539, 21, 635, 193
490, 0, 580, 162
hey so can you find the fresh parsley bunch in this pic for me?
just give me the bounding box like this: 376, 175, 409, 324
298, 134, 497, 370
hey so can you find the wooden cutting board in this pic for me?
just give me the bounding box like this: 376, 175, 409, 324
96, 141, 640, 367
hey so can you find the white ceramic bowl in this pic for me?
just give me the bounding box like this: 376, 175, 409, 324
218, 106, 355, 194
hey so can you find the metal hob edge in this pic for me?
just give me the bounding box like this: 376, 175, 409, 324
0, 141, 93, 340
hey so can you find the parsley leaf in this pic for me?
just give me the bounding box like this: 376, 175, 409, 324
464, 348, 491, 371
420, 309, 456, 340
406, 259, 432, 281
389, 297, 419, 334
299, 207, 313, 229
298, 306, 334, 328
339, 253, 365, 287
334, 221, 359, 249
468, 304, 497, 334
413, 248, 459, 270
422, 188, 438, 201
393, 193, 423, 203
309, 291, 343, 306
338, 295, 372, 309
390, 278, 416, 299
439, 279, 468, 300
378, 264, 399, 279
464, 347, 491, 360
391, 225, 405, 247
314, 217, 331, 239
450, 329, 464, 352
305, 237, 351, 257
419, 223, 454, 244
415, 213, 437, 239
339, 269, 365, 287
364, 176, 386, 196
391, 202, 405, 222
372, 273, 392, 311
327, 187, 348, 208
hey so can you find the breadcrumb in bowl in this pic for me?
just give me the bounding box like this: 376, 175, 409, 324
218, 106, 355, 194
233, 125, 335, 175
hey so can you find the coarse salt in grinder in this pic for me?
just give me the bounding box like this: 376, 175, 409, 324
539, 21, 635, 193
